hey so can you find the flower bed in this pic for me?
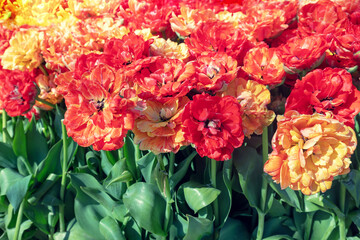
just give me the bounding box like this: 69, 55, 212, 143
1, 0, 360, 239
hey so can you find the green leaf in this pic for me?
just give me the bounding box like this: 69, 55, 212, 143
6, 219, 32, 240
170, 151, 197, 188
54, 220, 94, 240
6, 175, 32, 211
123, 182, 167, 236
100, 151, 115, 175
137, 152, 156, 183
28, 174, 60, 205
263, 235, 293, 240
99, 216, 125, 240
80, 187, 116, 212
70, 173, 116, 212
233, 146, 262, 210
169, 213, 188, 240
260, 217, 294, 239
267, 176, 302, 211
183, 215, 213, 240
35, 140, 63, 182
0, 168, 24, 195
63, 138, 78, 168
0, 142, 17, 168
12, 119, 27, 159
26, 117, 48, 169
54, 105, 65, 138
183, 182, 220, 213
217, 160, 232, 228
219, 218, 250, 240
24, 202, 50, 234
73, 189, 109, 239
103, 158, 128, 200
292, 211, 314, 240
310, 212, 336, 240
124, 135, 139, 180
342, 170, 360, 207
124, 219, 142, 240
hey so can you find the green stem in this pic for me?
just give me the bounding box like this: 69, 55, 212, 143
256, 212, 266, 240
156, 154, 172, 238
13, 199, 26, 240
257, 127, 269, 240
210, 159, 220, 239
339, 183, 346, 240
35, 96, 56, 108
169, 152, 175, 178
38, 64, 49, 76
2, 110, 7, 143
157, 154, 165, 171
59, 121, 68, 232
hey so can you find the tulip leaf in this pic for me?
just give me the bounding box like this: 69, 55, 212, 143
26, 117, 48, 169
124, 135, 139, 180
233, 146, 263, 210
0, 142, 17, 169
6, 175, 32, 211
310, 211, 336, 240
99, 216, 125, 240
170, 151, 197, 188
183, 181, 220, 213
35, 140, 63, 182
54, 221, 94, 240
342, 170, 360, 207
12, 119, 27, 159
219, 218, 250, 240
183, 215, 213, 240
103, 158, 129, 200
137, 152, 156, 183
123, 182, 166, 236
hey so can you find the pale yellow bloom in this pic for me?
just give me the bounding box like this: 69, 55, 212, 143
264, 111, 357, 195
224, 77, 275, 137
1, 28, 43, 71
150, 38, 190, 61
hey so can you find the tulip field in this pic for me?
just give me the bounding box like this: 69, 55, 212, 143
1, 0, 360, 239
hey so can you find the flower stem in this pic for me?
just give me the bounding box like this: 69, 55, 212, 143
210, 158, 220, 240
169, 152, 175, 178
257, 126, 269, 240
339, 183, 347, 240
256, 212, 266, 240
13, 199, 26, 240
59, 121, 68, 232
2, 110, 7, 143
38, 64, 49, 76
157, 154, 172, 237
35, 96, 56, 109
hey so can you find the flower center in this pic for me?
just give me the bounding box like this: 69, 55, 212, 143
91, 99, 105, 112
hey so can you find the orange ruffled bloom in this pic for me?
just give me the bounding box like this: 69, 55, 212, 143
224, 77, 275, 137
264, 111, 357, 195
243, 45, 285, 86
133, 97, 189, 154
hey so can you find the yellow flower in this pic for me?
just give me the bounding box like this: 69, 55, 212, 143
1, 28, 43, 71
133, 98, 189, 154
216, 11, 246, 28
223, 77, 275, 137
150, 38, 190, 61
264, 111, 357, 195
134, 28, 155, 41
0, 0, 19, 21
67, 0, 120, 18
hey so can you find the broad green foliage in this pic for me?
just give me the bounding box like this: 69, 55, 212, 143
1, 113, 360, 239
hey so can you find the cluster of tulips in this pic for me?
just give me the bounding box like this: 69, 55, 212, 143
1, 0, 360, 198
